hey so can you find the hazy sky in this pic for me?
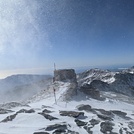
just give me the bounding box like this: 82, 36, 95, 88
0, 0, 134, 78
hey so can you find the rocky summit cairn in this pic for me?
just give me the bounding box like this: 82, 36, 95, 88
54, 69, 77, 82
54, 69, 78, 100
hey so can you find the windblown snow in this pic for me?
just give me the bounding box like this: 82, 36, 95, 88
0, 81, 134, 134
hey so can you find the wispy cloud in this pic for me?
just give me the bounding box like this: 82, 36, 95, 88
0, 0, 51, 55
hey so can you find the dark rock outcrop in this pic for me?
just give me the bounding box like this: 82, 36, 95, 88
54, 69, 77, 82
59, 111, 84, 118
111, 110, 127, 117
75, 119, 87, 126
78, 68, 134, 97
97, 114, 113, 121
45, 124, 67, 131
76, 104, 92, 112
89, 119, 100, 126
128, 121, 134, 129
52, 129, 66, 134
95, 109, 113, 116
83, 126, 93, 134
111, 110, 131, 120
42, 109, 53, 113
1, 113, 17, 122
33, 132, 49, 134
54, 69, 78, 100
0, 108, 14, 114
16, 109, 35, 114
100, 121, 114, 133
38, 113, 58, 121
79, 84, 101, 100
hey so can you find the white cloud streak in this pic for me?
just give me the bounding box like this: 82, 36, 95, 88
0, 0, 51, 55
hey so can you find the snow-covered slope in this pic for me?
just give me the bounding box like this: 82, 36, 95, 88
0, 81, 134, 134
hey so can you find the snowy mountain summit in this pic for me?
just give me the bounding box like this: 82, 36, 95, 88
0, 68, 134, 134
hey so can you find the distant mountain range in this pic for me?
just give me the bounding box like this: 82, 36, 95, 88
1, 66, 134, 102
78, 66, 134, 97
0, 74, 52, 102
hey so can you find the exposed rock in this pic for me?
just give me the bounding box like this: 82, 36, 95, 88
16, 109, 35, 114
54, 69, 78, 100
59, 111, 84, 118
95, 109, 113, 116
1, 113, 17, 122
33, 132, 49, 134
0, 108, 14, 114
111, 110, 127, 117
111, 110, 131, 120
83, 126, 93, 134
76, 104, 92, 112
74, 119, 87, 126
89, 119, 100, 126
45, 124, 67, 131
54, 69, 77, 82
42, 105, 52, 109
97, 114, 113, 121
42, 109, 53, 113
128, 121, 134, 129
119, 128, 132, 134
52, 129, 66, 134
78, 68, 134, 97
100, 121, 114, 133
79, 84, 101, 100
90, 80, 110, 92
67, 130, 79, 134
38, 113, 58, 121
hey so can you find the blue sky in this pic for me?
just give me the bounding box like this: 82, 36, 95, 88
0, 0, 134, 78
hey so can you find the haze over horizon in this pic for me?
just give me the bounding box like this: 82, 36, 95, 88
0, 0, 134, 78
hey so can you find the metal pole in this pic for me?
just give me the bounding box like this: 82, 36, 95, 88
53, 87, 57, 104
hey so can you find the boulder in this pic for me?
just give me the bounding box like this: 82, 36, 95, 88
76, 104, 92, 112
33, 132, 49, 134
89, 119, 100, 126
16, 109, 35, 114
75, 119, 87, 126
52, 129, 66, 134
111, 110, 131, 120
128, 121, 134, 129
45, 124, 67, 131
111, 110, 127, 117
59, 111, 84, 118
100, 121, 114, 133
67, 130, 79, 134
38, 113, 58, 121
83, 126, 93, 134
97, 114, 113, 121
95, 109, 113, 116
42, 109, 53, 113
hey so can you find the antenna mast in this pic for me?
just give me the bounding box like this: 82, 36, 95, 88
54, 63, 56, 71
